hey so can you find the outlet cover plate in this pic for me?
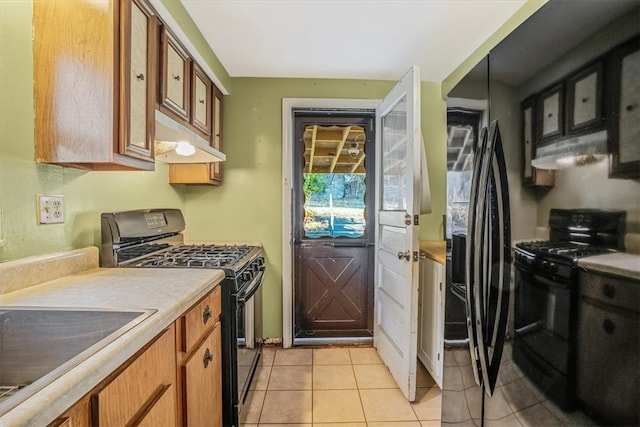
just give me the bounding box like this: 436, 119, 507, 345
37, 194, 64, 224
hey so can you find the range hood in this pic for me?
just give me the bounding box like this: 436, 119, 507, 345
532, 129, 608, 170
154, 110, 226, 164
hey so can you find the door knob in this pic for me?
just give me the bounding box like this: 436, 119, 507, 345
397, 251, 411, 261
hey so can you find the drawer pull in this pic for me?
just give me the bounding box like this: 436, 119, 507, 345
581, 97, 589, 103
136, 73, 145, 81
199, 98, 205, 104
173, 74, 181, 81
602, 284, 615, 298
203, 305, 212, 324
203, 348, 213, 368
626, 104, 634, 112
602, 318, 615, 334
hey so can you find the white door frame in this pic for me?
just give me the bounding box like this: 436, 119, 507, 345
281, 98, 380, 349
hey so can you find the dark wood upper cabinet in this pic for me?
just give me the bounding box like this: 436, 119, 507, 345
607, 36, 640, 179
566, 61, 604, 134
536, 83, 564, 144
522, 96, 554, 187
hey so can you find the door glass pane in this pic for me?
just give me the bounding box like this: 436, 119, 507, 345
381, 96, 408, 211
302, 125, 366, 239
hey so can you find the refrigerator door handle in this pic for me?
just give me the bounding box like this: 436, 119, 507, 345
465, 126, 487, 387
475, 121, 512, 396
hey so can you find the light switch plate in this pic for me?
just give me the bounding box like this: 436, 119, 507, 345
37, 194, 64, 224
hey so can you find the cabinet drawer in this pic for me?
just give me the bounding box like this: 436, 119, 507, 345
182, 323, 222, 427
92, 325, 176, 426
580, 271, 640, 312
182, 286, 221, 352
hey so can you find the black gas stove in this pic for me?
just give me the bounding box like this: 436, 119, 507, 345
513, 208, 626, 410
515, 209, 625, 280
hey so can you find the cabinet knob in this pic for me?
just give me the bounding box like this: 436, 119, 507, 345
136, 73, 145, 81
525, 139, 530, 145
547, 113, 553, 117
173, 74, 181, 82
602, 283, 615, 298
199, 98, 205, 104
203, 305, 212, 324
581, 97, 589, 103
626, 104, 634, 112
602, 318, 615, 335
203, 348, 213, 368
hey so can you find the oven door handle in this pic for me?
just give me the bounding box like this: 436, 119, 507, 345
237, 270, 265, 303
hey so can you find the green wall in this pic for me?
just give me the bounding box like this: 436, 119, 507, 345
182, 78, 447, 337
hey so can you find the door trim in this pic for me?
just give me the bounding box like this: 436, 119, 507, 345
282, 98, 380, 348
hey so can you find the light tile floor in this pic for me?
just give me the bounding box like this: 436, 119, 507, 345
240, 346, 441, 427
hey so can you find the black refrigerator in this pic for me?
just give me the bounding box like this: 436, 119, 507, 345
442, 1, 640, 426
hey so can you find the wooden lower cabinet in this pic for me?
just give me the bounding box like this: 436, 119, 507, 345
48, 397, 90, 427
47, 285, 223, 427
177, 286, 223, 426
91, 325, 177, 426
182, 324, 222, 426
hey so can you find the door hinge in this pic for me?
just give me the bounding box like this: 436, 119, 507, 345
404, 214, 412, 226
414, 215, 419, 225
413, 251, 418, 262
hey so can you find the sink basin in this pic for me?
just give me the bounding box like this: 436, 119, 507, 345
0, 306, 155, 415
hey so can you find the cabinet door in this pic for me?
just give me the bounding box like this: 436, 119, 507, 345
182, 324, 222, 427
608, 36, 640, 179
160, 28, 191, 122
121, 0, 157, 162
567, 61, 603, 133
92, 326, 177, 426
521, 97, 554, 187
417, 257, 444, 389
191, 63, 213, 139
536, 83, 564, 143
209, 87, 224, 184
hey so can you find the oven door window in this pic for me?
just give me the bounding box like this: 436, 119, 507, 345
514, 266, 571, 372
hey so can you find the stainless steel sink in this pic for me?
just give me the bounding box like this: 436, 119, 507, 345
0, 306, 155, 416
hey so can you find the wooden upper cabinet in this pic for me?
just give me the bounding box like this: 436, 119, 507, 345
536, 83, 564, 144
608, 36, 640, 179
33, 0, 157, 171
521, 96, 554, 188
191, 63, 213, 139
159, 28, 191, 123
210, 86, 224, 184
121, 0, 158, 162
566, 61, 603, 134
168, 86, 224, 186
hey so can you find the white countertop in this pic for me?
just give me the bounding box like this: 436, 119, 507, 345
578, 252, 640, 281
0, 266, 225, 427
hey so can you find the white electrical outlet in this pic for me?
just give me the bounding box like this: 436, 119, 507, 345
37, 195, 65, 224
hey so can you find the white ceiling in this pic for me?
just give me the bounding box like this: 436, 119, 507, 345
181, 0, 528, 82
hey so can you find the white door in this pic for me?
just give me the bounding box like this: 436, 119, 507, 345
374, 66, 424, 401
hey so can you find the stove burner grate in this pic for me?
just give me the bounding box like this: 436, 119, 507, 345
130, 244, 252, 268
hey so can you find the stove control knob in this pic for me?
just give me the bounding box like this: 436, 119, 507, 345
550, 263, 559, 273
542, 261, 550, 271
